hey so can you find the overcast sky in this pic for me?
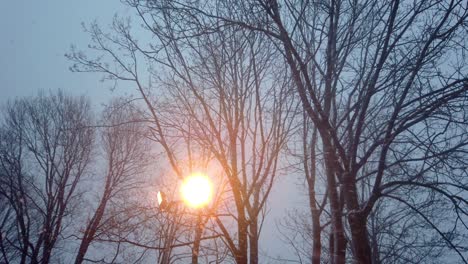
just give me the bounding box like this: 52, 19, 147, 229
0, 1, 304, 262
0, 0, 131, 105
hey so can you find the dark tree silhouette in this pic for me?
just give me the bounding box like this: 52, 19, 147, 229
74, 98, 149, 264
84, 0, 468, 263
0, 91, 93, 264
68, 8, 298, 263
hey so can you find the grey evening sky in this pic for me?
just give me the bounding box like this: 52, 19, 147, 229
0, 0, 303, 262
0, 0, 130, 105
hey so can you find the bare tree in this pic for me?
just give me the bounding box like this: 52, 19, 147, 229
68, 4, 298, 262
67, 0, 468, 263
179, 0, 468, 263
73, 98, 149, 264
0, 91, 94, 264
114, 0, 468, 263
150, 30, 297, 264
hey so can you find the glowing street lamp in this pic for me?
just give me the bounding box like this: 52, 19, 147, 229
181, 173, 213, 209
181, 173, 213, 264
157, 173, 213, 264
156, 173, 213, 210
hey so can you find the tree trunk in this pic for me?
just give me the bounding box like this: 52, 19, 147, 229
236, 217, 248, 264
192, 214, 203, 264
348, 213, 372, 264
306, 127, 321, 264
74, 192, 110, 264
323, 144, 346, 264
41, 245, 52, 264
310, 202, 322, 264
332, 215, 347, 264
249, 218, 258, 264
343, 173, 372, 264
74, 243, 89, 264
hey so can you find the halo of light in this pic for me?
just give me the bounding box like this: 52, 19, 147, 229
181, 173, 213, 208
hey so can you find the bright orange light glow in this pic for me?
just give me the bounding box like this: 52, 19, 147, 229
181, 173, 213, 208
